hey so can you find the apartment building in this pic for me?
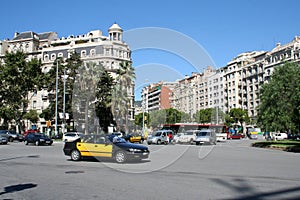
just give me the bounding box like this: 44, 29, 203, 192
0, 23, 133, 132
241, 36, 300, 120
141, 36, 300, 124
141, 81, 177, 112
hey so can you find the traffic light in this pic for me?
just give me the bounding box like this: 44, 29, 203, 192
46, 121, 51, 127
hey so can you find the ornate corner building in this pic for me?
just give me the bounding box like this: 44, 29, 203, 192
0, 23, 134, 133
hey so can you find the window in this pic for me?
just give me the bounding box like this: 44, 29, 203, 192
51, 53, 56, 60
33, 100, 37, 109
90, 49, 96, 56
81, 50, 86, 57
44, 54, 49, 62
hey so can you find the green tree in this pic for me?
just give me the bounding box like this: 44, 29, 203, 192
112, 61, 135, 132
23, 110, 39, 124
165, 108, 182, 124
257, 62, 300, 133
149, 110, 167, 128
227, 108, 249, 125
0, 51, 43, 131
194, 108, 214, 123
95, 69, 115, 133
41, 52, 82, 130
134, 112, 150, 127
180, 112, 191, 123
72, 61, 102, 134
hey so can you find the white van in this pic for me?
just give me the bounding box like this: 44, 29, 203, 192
195, 129, 216, 145
273, 133, 288, 141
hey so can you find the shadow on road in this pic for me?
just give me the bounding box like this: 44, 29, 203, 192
0, 183, 37, 196
211, 178, 300, 200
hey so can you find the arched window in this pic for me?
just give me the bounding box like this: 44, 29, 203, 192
90, 49, 96, 56
44, 54, 49, 62
51, 53, 56, 60
81, 50, 86, 57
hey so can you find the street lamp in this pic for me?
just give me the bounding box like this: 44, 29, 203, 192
55, 61, 58, 136
62, 68, 68, 134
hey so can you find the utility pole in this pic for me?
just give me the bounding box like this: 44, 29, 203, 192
62, 68, 66, 134
55, 61, 58, 136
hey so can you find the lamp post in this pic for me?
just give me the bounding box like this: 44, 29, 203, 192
142, 101, 145, 134
55, 61, 58, 136
62, 68, 68, 134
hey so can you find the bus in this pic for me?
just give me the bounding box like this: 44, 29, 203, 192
161, 123, 228, 142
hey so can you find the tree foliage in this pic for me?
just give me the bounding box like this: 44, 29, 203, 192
0, 51, 43, 129
227, 108, 250, 125
41, 52, 82, 123
23, 110, 39, 124
194, 108, 214, 123
95, 69, 115, 133
257, 62, 300, 133
112, 61, 135, 132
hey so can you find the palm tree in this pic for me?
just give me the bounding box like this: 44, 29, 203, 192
72, 62, 103, 134
112, 61, 135, 132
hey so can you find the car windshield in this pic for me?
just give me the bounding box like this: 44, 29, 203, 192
35, 133, 46, 137
155, 132, 163, 136
197, 132, 210, 136
111, 136, 126, 143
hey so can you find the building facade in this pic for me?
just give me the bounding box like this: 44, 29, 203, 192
0, 23, 134, 133
141, 81, 177, 113
140, 36, 300, 125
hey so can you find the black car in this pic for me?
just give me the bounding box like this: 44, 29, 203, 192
24, 133, 53, 146
63, 134, 150, 163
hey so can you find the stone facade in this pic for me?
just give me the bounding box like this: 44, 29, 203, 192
0, 23, 133, 132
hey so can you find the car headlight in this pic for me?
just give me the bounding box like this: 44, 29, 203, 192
40, 139, 45, 142
128, 148, 142, 152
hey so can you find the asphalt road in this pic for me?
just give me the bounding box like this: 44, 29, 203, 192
0, 139, 300, 200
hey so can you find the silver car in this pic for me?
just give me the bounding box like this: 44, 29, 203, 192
0, 135, 8, 144
147, 130, 174, 145
195, 129, 216, 145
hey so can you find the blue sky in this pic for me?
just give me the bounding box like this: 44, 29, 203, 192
1, 0, 300, 99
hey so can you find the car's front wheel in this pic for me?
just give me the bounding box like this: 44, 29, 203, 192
71, 149, 81, 161
25, 140, 28, 145
35, 141, 39, 146
115, 151, 127, 163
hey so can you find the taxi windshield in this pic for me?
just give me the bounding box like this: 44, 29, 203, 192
111, 136, 126, 143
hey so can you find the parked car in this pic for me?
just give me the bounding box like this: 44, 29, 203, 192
273, 133, 288, 141
288, 133, 300, 140
0, 130, 14, 142
177, 130, 198, 144
23, 129, 39, 137
63, 134, 150, 163
24, 133, 53, 146
0, 135, 8, 144
62, 132, 84, 142
123, 133, 144, 143
228, 133, 245, 139
8, 131, 24, 141
249, 133, 258, 140
195, 129, 216, 145
172, 132, 184, 144
147, 130, 174, 145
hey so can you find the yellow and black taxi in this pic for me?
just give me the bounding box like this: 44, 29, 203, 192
63, 134, 150, 163
123, 133, 144, 143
